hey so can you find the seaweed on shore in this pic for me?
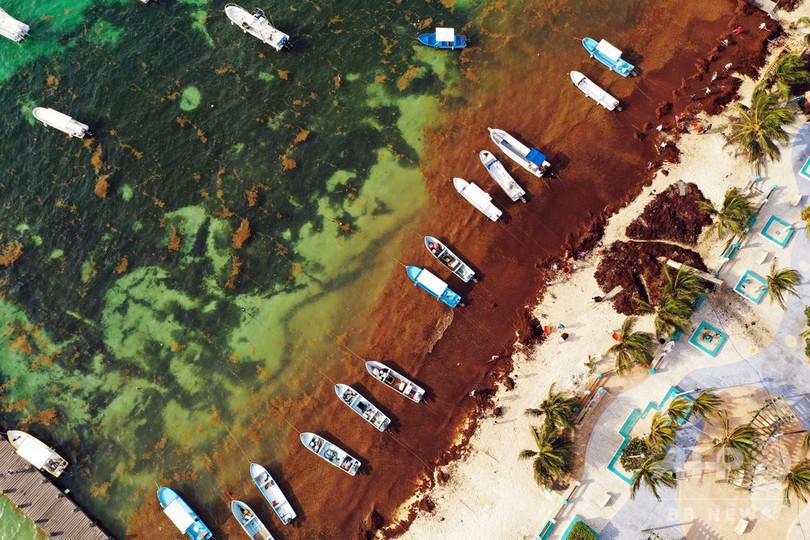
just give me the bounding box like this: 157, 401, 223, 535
626, 182, 713, 245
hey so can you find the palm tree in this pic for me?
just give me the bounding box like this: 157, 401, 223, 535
630, 453, 677, 500
723, 91, 794, 164
766, 260, 801, 309
635, 296, 693, 339
518, 425, 576, 490
688, 388, 724, 425
699, 187, 758, 240
524, 383, 579, 431
782, 460, 810, 506
708, 413, 761, 470
645, 412, 681, 452
667, 396, 691, 423
608, 317, 654, 375
801, 204, 810, 240
661, 263, 705, 303
755, 53, 810, 100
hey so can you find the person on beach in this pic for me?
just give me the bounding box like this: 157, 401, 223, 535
558, 333, 569, 343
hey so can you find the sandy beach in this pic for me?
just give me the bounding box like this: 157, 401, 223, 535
401, 4, 810, 540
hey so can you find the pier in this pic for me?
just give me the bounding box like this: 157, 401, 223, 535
0, 438, 111, 539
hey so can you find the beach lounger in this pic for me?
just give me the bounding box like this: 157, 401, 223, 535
756, 250, 769, 264
791, 193, 803, 207
735, 517, 749, 535
595, 491, 611, 507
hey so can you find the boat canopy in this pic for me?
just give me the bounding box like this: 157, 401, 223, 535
415, 270, 447, 296
526, 148, 548, 167
15, 438, 52, 469
435, 27, 455, 42
164, 500, 195, 532
596, 40, 622, 62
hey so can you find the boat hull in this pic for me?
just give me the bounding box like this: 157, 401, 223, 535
225, 4, 289, 51
0, 8, 29, 42
300, 432, 361, 475
417, 34, 467, 49
7, 430, 68, 477
424, 235, 475, 282
487, 128, 550, 177
582, 37, 635, 77
231, 500, 274, 540
32, 107, 89, 139
479, 150, 526, 202
157, 487, 214, 540
570, 71, 619, 111
453, 177, 502, 221
406, 265, 462, 308
335, 383, 391, 431
250, 463, 296, 525
366, 361, 425, 403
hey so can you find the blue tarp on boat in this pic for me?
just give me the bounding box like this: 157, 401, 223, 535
526, 148, 547, 167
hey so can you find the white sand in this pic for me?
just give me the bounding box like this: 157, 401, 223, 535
401, 7, 810, 540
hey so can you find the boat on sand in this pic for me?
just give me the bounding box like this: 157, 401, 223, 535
335, 384, 391, 431
157, 487, 213, 540
366, 361, 425, 403
488, 128, 550, 177
250, 463, 296, 525
225, 3, 289, 50
7, 430, 68, 477
424, 236, 476, 283
570, 71, 620, 111
231, 500, 274, 540
453, 177, 502, 221
300, 432, 361, 475
479, 150, 526, 202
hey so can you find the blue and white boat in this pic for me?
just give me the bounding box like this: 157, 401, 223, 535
335, 384, 391, 431
406, 266, 462, 308
157, 487, 213, 540
300, 432, 362, 475
231, 500, 274, 540
425, 236, 476, 283
250, 463, 296, 525
0, 8, 29, 42
418, 27, 467, 49
479, 150, 526, 203
582, 38, 636, 77
488, 128, 550, 178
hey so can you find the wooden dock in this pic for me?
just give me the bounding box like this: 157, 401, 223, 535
0, 438, 112, 539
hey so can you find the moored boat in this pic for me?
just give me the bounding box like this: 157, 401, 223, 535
570, 71, 620, 111
488, 128, 550, 177
479, 150, 526, 203
225, 3, 289, 51
335, 384, 391, 431
366, 361, 425, 403
250, 463, 296, 525
157, 487, 213, 540
453, 177, 502, 221
231, 500, 274, 540
300, 432, 361, 475
0, 8, 29, 42
7, 430, 67, 477
32, 107, 90, 139
582, 37, 636, 77
417, 27, 467, 49
406, 265, 462, 308
424, 236, 476, 283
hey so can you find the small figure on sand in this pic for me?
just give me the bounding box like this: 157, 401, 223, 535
558, 333, 569, 343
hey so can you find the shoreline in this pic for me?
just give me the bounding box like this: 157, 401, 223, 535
405, 4, 810, 540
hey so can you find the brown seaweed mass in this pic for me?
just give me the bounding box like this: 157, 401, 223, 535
626, 182, 713, 245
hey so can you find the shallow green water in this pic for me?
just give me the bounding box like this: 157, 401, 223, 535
0, 0, 468, 535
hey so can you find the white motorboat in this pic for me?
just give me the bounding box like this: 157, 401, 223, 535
300, 432, 361, 476
366, 361, 425, 403
335, 384, 391, 432
32, 107, 90, 138
570, 71, 620, 111
7, 430, 68, 477
453, 177, 502, 221
479, 150, 526, 202
488, 128, 550, 178
250, 463, 296, 525
0, 8, 29, 42
225, 4, 289, 51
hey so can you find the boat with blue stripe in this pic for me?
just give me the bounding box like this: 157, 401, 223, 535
406, 266, 462, 308
418, 27, 467, 49
157, 487, 213, 540
232, 500, 274, 540
582, 38, 636, 77
250, 463, 296, 525
488, 128, 550, 178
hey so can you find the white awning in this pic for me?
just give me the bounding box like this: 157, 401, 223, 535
16, 437, 51, 469
164, 500, 194, 532
435, 27, 455, 42
596, 40, 622, 62
415, 269, 447, 296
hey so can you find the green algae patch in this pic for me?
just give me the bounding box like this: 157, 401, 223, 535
49, 249, 64, 259
88, 20, 124, 46
179, 86, 202, 111
258, 71, 276, 82
121, 185, 134, 201
190, 10, 215, 48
